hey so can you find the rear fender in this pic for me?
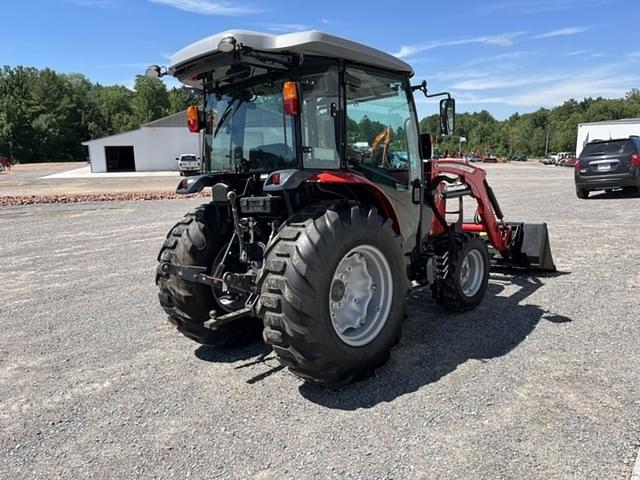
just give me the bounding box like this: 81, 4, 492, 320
176, 174, 217, 194
307, 171, 401, 234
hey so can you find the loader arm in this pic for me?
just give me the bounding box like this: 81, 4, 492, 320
427, 159, 556, 271
430, 159, 511, 256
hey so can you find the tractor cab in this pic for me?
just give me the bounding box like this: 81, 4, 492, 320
149, 30, 454, 248
151, 30, 553, 388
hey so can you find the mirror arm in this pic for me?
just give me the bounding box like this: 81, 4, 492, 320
410, 80, 451, 99
425, 91, 451, 99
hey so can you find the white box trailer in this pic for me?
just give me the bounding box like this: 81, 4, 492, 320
576, 118, 640, 157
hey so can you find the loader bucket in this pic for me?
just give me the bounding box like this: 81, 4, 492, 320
507, 222, 556, 272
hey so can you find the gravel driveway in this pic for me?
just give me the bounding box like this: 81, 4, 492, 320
1, 163, 639, 479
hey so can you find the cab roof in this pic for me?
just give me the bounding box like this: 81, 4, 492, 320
169, 30, 413, 81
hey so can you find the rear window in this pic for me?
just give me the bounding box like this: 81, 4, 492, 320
581, 140, 634, 156
181, 155, 197, 161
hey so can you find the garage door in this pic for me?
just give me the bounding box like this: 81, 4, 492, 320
105, 146, 135, 172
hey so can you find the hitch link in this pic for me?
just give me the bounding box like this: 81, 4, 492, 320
227, 191, 247, 263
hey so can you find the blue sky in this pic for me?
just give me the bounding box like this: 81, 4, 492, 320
2, 0, 639, 119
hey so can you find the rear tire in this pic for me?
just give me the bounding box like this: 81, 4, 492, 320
576, 188, 589, 199
431, 232, 489, 312
258, 204, 408, 386
156, 205, 262, 346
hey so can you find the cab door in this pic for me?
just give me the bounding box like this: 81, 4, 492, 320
343, 65, 423, 250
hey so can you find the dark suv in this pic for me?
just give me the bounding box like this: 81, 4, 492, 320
575, 137, 640, 199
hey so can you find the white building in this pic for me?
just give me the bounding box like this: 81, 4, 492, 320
82, 111, 200, 173
576, 118, 640, 157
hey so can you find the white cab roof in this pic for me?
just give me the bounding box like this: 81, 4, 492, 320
170, 30, 413, 76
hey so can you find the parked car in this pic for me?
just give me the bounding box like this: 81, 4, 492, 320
574, 137, 640, 198
555, 152, 574, 166
464, 154, 481, 163
562, 156, 578, 167
509, 154, 527, 162
176, 153, 202, 176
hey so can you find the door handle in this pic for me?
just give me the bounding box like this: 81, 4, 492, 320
411, 178, 422, 204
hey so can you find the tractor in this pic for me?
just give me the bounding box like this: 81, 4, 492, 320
149, 30, 555, 386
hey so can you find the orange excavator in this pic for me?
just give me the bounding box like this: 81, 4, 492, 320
370, 127, 393, 167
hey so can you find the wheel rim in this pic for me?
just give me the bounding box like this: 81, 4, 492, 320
460, 248, 484, 298
329, 244, 393, 347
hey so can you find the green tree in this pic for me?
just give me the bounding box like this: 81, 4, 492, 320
131, 75, 170, 125
168, 87, 197, 113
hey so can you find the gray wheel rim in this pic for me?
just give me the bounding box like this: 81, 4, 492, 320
329, 244, 393, 347
460, 249, 484, 298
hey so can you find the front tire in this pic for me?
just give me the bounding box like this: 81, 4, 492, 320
431, 232, 489, 312
576, 188, 589, 199
156, 205, 262, 346
258, 204, 408, 386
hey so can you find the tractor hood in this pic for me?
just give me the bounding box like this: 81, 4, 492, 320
169, 29, 413, 87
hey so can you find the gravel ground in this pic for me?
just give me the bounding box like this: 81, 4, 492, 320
1, 163, 639, 479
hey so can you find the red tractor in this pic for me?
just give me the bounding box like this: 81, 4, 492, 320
150, 30, 555, 386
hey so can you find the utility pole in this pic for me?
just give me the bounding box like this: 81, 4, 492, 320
459, 135, 466, 158
544, 126, 550, 156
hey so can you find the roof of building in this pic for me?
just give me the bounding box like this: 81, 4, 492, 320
82, 111, 187, 145
142, 110, 187, 128
170, 30, 413, 77
579, 118, 640, 127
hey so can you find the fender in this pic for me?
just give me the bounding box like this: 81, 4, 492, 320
307, 171, 401, 234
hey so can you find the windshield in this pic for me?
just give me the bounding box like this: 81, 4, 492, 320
581, 140, 633, 156
203, 77, 297, 173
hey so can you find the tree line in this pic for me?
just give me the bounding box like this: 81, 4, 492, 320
420, 90, 640, 157
0, 66, 196, 162
1, 65, 640, 162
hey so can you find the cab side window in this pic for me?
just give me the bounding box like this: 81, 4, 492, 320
300, 65, 340, 169
345, 67, 419, 187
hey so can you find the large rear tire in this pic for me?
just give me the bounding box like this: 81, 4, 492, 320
431, 232, 489, 312
258, 204, 408, 386
156, 205, 262, 346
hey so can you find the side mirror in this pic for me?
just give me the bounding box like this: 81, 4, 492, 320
439, 98, 455, 135
419, 133, 432, 160
145, 65, 162, 79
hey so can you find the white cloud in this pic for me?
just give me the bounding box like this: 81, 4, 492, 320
565, 50, 591, 56
393, 32, 526, 58
451, 73, 567, 91
532, 26, 588, 39
252, 23, 311, 33
454, 70, 639, 107
430, 69, 494, 81
148, 0, 263, 15
463, 50, 535, 67
483, 0, 613, 14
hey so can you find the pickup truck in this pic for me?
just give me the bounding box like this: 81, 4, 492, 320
176, 154, 202, 176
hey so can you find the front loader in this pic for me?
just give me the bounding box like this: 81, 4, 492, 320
151, 30, 555, 386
